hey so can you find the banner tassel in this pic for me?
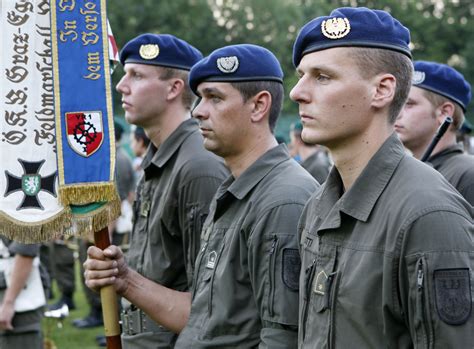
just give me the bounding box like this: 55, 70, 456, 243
59, 183, 118, 206
0, 209, 73, 243
71, 198, 121, 238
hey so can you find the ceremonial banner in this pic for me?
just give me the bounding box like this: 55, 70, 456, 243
51, 0, 116, 200
0, 0, 71, 242
1, 0, 120, 242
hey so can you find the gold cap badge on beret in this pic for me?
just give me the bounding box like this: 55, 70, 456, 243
216, 56, 239, 73
139, 44, 160, 60
412, 71, 426, 84
321, 17, 351, 40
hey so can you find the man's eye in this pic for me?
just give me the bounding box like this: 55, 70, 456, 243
316, 74, 330, 82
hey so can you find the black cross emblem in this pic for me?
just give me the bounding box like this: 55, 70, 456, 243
4, 159, 57, 210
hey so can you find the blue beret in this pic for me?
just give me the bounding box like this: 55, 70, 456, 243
412, 61, 472, 112
189, 44, 283, 95
120, 33, 202, 71
293, 7, 411, 67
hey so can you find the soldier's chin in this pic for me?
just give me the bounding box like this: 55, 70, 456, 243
301, 130, 319, 146
203, 140, 222, 156
125, 114, 143, 127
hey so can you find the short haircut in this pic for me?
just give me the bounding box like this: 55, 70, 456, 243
422, 90, 465, 130
230, 81, 284, 133
349, 48, 413, 124
133, 126, 150, 147
158, 67, 196, 110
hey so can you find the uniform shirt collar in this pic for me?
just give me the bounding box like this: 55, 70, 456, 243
318, 132, 406, 223
141, 118, 198, 177
428, 144, 464, 168
220, 144, 290, 201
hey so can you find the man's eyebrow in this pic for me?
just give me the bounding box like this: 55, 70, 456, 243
199, 87, 224, 96
296, 63, 338, 76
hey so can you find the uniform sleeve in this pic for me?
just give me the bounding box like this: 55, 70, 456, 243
248, 201, 306, 348
178, 174, 225, 289
400, 210, 473, 348
458, 182, 474, 206
8, 242, 39, 257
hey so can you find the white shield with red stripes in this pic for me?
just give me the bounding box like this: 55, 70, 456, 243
66, 111, 104, 157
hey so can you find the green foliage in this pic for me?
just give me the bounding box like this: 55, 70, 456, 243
107, 0, 474, 125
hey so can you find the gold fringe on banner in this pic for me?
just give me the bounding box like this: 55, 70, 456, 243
71, 197, 121, 239
58, 182, 118, 206
0, 209, 72, 243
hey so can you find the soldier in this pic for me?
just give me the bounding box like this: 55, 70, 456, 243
129, 126, 150, 180
85, 44, 318, 347
396, 61, 474, 204
289, 121, 331, 183
110, 121, 135, 246
290, 7, 473, 348
0, 238, 48, 349
94, 34, 228, 348
46, 240, 76, 312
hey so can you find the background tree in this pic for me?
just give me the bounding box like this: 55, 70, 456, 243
107, 0, 474, 136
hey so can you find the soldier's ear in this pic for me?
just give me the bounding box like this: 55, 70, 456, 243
435, 101, 455, 126
249, 91, 271, 124
166, 78, 185, 102
371, 73, 396, 110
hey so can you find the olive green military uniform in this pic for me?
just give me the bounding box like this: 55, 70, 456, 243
176, 144, 318, 348
124, 118, 227, 348
300, 151, 331, 184
0, 239, 46, 349
428, 144, 474, 205
50, 241, 75, 304
298, 133, 473, 348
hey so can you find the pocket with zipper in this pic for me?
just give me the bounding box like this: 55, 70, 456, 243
327, 271, 341, 349
192, 241, 208, 299
207, 241, 226, 316
267, 235, 279, 317
301, 258, 317, 342
414, 256, 434, 349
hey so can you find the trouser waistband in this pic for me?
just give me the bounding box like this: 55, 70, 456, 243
120, 307, 164, 336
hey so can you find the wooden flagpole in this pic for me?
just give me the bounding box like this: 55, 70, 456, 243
94, 227, 122, 349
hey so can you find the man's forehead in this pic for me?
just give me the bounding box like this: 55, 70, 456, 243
297, 48, 349, 71
410, 86, 428, 98
197, 81, 233, 94
124, 63, 161, 73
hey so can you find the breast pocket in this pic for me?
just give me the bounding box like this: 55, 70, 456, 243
300, 230, 339, 347
299, 228, 319, 341
193, 227, 228, 317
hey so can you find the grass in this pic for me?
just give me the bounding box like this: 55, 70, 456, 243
42, 260, 107, 349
